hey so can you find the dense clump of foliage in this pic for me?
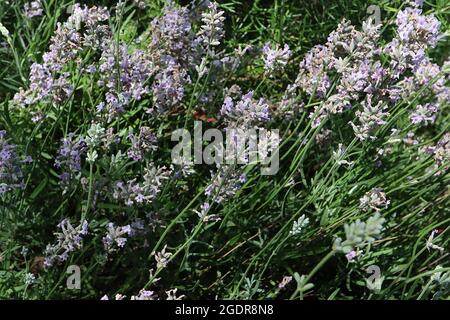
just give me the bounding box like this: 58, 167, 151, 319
0, 0, 448, 300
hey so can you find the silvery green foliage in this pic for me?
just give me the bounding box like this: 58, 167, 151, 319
0, 22, 10, 37
293, 272, 314, 294
289, 215, 310, 236
195, 57, 208, 77
333, 212, 386, 253
86, 150, 98, 164
85, 123, 105, 147
241, 274, 264, 299
430, 266, 450, 300
24, 273, 36, 286
430, 266, 449, 285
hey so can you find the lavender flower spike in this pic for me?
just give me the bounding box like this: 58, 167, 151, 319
262, 43, 291, 77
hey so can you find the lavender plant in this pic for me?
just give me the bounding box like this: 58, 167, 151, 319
0, 0, 448, 301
